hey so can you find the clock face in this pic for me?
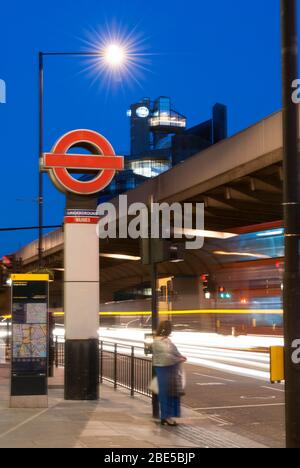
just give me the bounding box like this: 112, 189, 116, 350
136, 106, 150, 118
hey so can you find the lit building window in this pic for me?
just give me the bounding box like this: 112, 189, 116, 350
130, 160, 171, 178
149, 115, 186, 128
0, 79, 6, 104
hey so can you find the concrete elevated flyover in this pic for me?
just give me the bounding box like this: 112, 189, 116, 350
12, 110, 287, 307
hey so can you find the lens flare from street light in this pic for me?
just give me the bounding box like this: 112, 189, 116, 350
80, 24, 152, 91
104, 44, 126, 67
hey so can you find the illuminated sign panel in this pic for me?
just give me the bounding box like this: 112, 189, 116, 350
10, 274, 49, 400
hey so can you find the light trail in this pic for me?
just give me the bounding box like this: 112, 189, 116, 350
0, 308, 284, 321
0, 322, 282, 381
98, 328, 281, 381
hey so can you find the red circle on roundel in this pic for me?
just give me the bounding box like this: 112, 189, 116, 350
50, 130, 118, 195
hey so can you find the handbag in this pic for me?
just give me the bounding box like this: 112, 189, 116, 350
178, 367, 186, 392
149, 376, 159, 394
169, 365, 186, 397
168, 365, 186, 397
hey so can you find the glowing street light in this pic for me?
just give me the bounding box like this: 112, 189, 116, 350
103, 44, 126, 67
38, 29, 151, 266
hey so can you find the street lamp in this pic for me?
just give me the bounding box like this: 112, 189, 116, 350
281, 0, 300, 449
38, 46, 126, 267
104, 44, 126, 67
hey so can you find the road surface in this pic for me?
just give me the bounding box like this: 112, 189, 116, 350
183, 363, 285, 448
100, 328, 285, 447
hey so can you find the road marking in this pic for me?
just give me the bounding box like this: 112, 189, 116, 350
262, 386, 285, 393
193, 403, 284, 411
196, 382, 225, 386
207, 414, 232, 427
193, 372, 235, 383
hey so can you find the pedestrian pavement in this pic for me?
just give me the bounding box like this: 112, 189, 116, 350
0, 365, 266, 448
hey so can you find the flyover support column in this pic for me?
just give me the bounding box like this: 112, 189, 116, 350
64, 213, 99, 400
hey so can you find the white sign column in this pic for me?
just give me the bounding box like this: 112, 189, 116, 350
41, 129, 124, 401
64, 214, 99, 400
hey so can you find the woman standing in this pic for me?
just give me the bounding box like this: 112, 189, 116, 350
152, 320, 187, 426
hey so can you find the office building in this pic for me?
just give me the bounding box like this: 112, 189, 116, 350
99, 97, 227, 201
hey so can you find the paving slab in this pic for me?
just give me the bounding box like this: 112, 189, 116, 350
0, 366, 267, 448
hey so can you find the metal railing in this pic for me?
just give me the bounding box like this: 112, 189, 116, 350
100, 341, 152, 398
54, 339, 152, 398
54, 339, 65, 368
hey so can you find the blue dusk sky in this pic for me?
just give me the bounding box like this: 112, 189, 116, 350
0, 0, 292, 256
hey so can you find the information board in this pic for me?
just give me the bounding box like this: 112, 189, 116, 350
10, 274, 49, 400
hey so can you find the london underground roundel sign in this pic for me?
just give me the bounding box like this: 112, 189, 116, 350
42, 130, 124, 195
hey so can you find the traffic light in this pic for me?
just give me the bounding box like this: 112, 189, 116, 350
201, 274, 216, 299
218, 286, 232, 300
201, 274, 209, 293
0, 255, 20, 286
141, 239, 184, 265
169, 244, 185, 263
0, 257, 12, 286
2, 256, 12, 268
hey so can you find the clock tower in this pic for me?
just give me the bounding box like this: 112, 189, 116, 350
129, 97, 152, 156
